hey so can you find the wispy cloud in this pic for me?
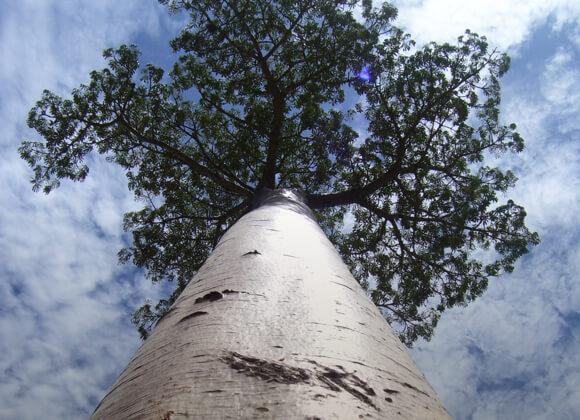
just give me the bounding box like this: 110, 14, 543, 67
413, 230, 580, 419
394, 0, 580, 50
0, 1, 173, 418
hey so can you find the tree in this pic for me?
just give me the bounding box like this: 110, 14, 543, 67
21, 0, 537, 354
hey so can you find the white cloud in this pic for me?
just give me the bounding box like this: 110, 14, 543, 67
394, 0, 580, 50
541, 48, 580, 131
498, 47, 580, 230
0, 1, 172, 418
413, 229, 580, 418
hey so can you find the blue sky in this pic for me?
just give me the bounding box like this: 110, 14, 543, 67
0, 0, 579, 418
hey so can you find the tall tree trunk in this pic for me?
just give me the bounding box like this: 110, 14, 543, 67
93, 189, 450, 419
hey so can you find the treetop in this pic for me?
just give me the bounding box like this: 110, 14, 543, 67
20, 0, 539, 345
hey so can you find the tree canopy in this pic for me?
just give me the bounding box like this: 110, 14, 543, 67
20, 0, 539, 345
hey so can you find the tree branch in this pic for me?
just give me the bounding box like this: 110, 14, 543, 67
117, 113, 253, 198
259, 94, 285, 189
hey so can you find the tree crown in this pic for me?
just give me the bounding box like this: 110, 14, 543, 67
20, 0, 539, 345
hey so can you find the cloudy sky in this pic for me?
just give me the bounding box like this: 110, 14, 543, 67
0, 0, 578, 419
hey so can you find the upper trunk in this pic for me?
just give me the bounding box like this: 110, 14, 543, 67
93, 189, 449, 419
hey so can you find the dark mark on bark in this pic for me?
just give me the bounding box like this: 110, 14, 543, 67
385, 397, 393, 403
221, 289, 266, 299
272, 345, 283, 348
203, 389, 224, 393
162, 411, 189, 419
222, 289, 240, 294
401, 382, 429, 397
317, 365, 377, 409
283, 254, 298, 258
256, 407, 269, 412
195, 291, 223, 304
330, 281, 355, 292
305, 417, 322, 420
242, 250, 261, 256
221, 352, 310, 384
178, 311, 208, 323
221, 352, 378, 410
383, 388, 400, 394
130, 363, 145, 372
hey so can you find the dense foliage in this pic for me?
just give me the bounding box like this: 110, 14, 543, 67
20, 0, 539, 345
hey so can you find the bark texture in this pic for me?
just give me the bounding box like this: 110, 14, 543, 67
93, 190, 450, 419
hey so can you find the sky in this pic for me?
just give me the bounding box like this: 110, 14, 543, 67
0, 0, 578, 419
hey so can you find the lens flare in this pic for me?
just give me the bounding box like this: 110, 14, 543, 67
358, 65, 371, 82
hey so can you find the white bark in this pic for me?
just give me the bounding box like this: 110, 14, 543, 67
93, 190, 450, 419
